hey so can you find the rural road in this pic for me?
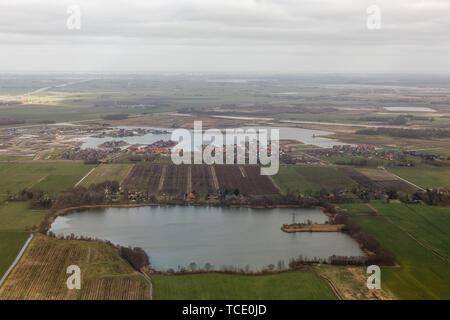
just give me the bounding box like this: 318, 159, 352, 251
0, 80, 89, 101
0, 233, 34, 288
141, 272, 153, 300
381, 167, 424, 191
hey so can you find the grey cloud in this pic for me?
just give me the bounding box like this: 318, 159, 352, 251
0, 0, 448, 72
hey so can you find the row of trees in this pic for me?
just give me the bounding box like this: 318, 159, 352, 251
46, 232, 150, 271
357, 127, 450, 139
8, 189, 52, 209
38, 181, 120, 233
119, 246, 150, 270
333, 213, 396, 266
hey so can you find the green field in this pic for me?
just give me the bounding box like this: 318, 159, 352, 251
347, 202, 450, 299
0, 201, 47, 281
389, 167, 450, 189
0, 202, 46, 231
0, 231, 29, 281
0, 161, 92, 283
0, 162, 94, 197
149, 272, 337, 300
372, 202, 450, 261
80, 163, 134, 186
273, 166, 357, 194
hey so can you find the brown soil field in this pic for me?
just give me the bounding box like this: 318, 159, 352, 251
190, 165, 216, 194
339, 167, 418, 193
122, 163, 163, 194
121, 163, 280, 196
161, 164, 189, 196
214, 165, 280, 195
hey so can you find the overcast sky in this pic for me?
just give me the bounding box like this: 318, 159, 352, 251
0, 0, 449, 73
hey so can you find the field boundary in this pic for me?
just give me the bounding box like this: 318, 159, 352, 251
187, 165, 192, 193
318, 274, 343, 300
210, 166, 219, 190
267, 175, 283, 195
141, 272, 153, 300
0, 233, 34, 288
74, 167, 97, 187
158, 165, 167, 192
382, 167, 424, 191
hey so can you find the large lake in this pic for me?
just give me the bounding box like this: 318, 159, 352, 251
49, 206, 364, 271
81, 125, 351, 149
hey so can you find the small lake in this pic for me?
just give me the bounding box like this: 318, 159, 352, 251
49, 206, 364, 271
80, 127, 172, 149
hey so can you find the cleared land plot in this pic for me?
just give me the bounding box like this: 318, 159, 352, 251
317, 265, 395, 300
348, 204, 450, 299
339, 167, 419, 193
373, 202, 450, 261
161, 165, 189, 196
150, 272, 336, 300
214, 165, 280, 195
80, 163, 134, 186
0, 235, 149, 300
273, 166, 357, 194
122, 164, 279, 196
389, 167, 450, 189
0, 162, 94, 198
190, 165, 216, 195
122, 163, 163, 194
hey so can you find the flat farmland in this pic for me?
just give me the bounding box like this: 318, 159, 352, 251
80, 163, 134, 186
149, 272, 336, 300
0, 201, 47, 282
339, 167, 419, 193
0, 161, 94, 198
372, 201, 450, 260
190, 165, 216, 195
214, 165, 280, 195
121, 163, 279, 196
122, 163, 164, 194
0, 231, 29, 282
388, 167, 450, 189
273, 166, 357, 194
348, 203, 450, 299
0, 201, 46, 231
0, 235, 149, 300
161, 164, 189, 195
